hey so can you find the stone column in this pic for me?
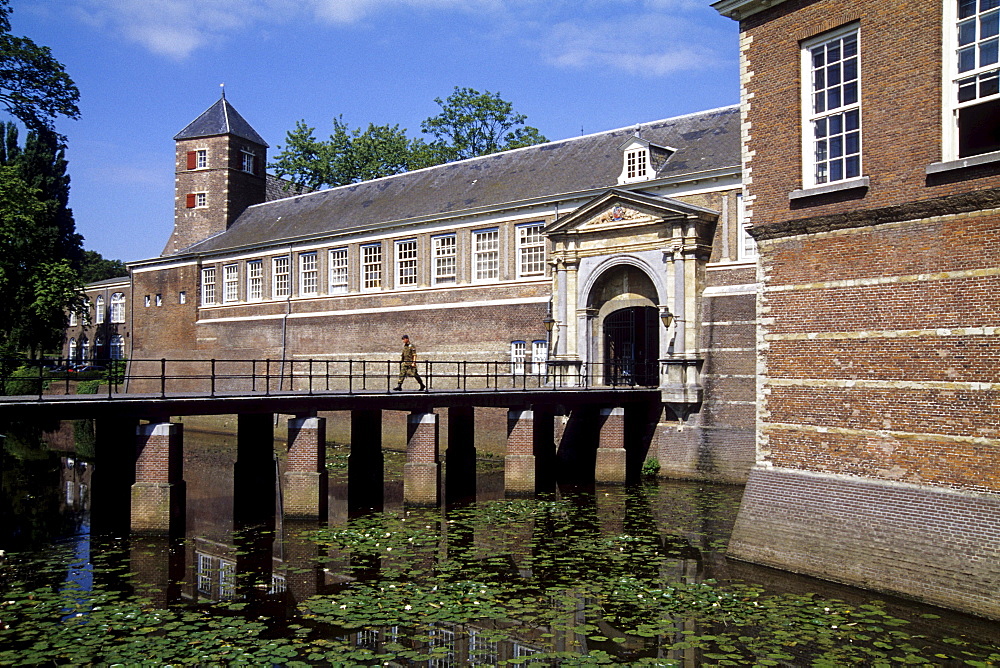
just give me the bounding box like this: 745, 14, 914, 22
404, 411, 440, 506
505, 408, 535, 494
285, 415, 328, 519
131, 422, 185, 535
595, 407, 627, 484
445, 406, 476, 504
349, 409, 384, 512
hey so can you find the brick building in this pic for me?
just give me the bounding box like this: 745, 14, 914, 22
92, 94, 759, 482
64, 275, 130, 364
714, 0, 1000, 618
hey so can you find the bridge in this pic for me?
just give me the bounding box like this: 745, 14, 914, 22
1, 357, 664, 535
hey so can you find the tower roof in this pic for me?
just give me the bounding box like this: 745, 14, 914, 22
173, 95, 269, 147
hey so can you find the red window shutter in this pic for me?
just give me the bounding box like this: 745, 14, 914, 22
186, 193, 196, 208
186, 151, 197, 170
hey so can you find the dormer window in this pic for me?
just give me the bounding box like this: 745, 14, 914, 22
626, 148, 648, 180
617, 136, 672, 185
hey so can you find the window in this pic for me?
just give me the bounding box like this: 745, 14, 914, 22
186, 192, 208, 208
144, 295, 151, 307
517, 223, 545, 276
68, 338, 77, 361
510, 340, 526, 375
201, 267, 216, 305
155, 294, 163, 306
179, 290, 186, 304
736, 193, 757, 261
95, 295, 105, 324
110, 293, 125, 323
223, 264, 239, 303
953, 0, 1000, 157
531, 340, 548, 375
473, 228, 499, 281
219, 559, 236, 600
362, 244, 382, 290
110, 334, 125, 360
69, 309, 77, 326
272, 256, 291, 298
803, 27, 861, 186
80, 336, 89, 360
396, 239, 418, 287
246, 260, 263, 301
197, 553, 213, 594
432, 234, 456, 284
186, 149, 207, 170
626, 148, 648, 180
241, 150, 256, 174
299, 252, 318, 296
328, 248, 348, 294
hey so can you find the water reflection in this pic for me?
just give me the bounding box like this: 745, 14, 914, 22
0, 421, 998, 666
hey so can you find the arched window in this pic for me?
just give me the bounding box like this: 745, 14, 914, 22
110, 293, 125, 323
95, 295, 105, 324
110, 335, 125, 360
68, 338, 77, 361
531, 340, 548, 375
80, 336, 89, 361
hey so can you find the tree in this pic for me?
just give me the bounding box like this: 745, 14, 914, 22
271, 88, 546, 189
0, 0, 80, 135
420, 87, 547, 161
0, 165, 81, 357
79, 250, 126, 283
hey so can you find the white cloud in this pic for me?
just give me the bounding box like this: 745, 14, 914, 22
543, 13, 726, 76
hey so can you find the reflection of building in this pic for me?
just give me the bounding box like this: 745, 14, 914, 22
77, 95, 759, 482
714, 0, 1000, 620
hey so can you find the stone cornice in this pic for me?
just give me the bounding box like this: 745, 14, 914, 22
712, 0, 788, 21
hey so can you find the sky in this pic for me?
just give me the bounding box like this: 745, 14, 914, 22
10, 0, 739, 263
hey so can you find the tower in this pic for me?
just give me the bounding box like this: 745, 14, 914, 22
163, 93, 268, 255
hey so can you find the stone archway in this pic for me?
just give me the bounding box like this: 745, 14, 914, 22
587, 264, 660, 386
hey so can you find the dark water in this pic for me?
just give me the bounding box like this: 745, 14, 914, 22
1, 422, 998, 666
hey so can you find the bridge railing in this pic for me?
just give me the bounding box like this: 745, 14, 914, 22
0, 357, 662, 399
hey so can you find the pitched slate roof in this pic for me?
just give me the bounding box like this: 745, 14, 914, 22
173, 96, 269, 147
184, 104, 738, 255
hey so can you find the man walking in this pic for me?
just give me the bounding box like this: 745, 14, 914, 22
394, 334, 426, 391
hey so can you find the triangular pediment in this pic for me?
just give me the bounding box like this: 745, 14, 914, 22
545, 189, 717, 236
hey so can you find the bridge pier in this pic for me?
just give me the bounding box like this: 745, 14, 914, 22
505, 408, 536, 494
234, 414, 275, 531
349, 409, 384, 512
404, 411, 440, 506
131, 422, 185, 535
91, 417, 138, 535
284, 415, 328, 519
595, 407, 627, 484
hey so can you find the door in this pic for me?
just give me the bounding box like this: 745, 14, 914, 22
603, 306, 658, 386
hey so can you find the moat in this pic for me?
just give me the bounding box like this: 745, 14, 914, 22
1, 422, 998, 666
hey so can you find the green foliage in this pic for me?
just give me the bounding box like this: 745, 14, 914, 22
78, 250, 126, 283
0, 0, 80, 135
641, 457, 660, 476
421, 86, 547, 161
270, 87, 545, 189
0, 365, 46, 395
74, 378, 100, 394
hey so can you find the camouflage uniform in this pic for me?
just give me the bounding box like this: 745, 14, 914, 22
395, 339, 426, 391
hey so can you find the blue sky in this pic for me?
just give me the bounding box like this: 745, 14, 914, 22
11, 0, 739, 263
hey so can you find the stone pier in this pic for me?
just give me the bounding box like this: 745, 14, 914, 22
404, 411, 440, 505
131, 422, 185, 534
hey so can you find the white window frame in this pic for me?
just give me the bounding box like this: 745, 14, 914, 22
395, 239, 418, 287
432, 234, 457, 285
155, 294, 162, 307
94, 295, 105, 324
328, 247, 348, 294
736, 192, 758, 261
197, 553, 213, 594
626, 148, 648, 180
109, 292, 125, 323
199, 267, 216, 306
299, 252, 318, 296
531, 339, 548, 375
223, 264, 239, 303
272, 256, 291, 299
69, 309, 77, 327
246, 260, 263, 301
109, 334, 125, 360
510, 340, 526, 375
241, 150, 255, 174
195, 192, 208, 208
68, 337, 77, 361
179, 291, 186, 304
801, 25, 862, 188
195, 149, 208, 169
516, 222, 546, 277
473, 228, 500, 282
945, 0, 1000, 160
362, 243, 382, 291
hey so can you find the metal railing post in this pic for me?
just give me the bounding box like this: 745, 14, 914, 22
265, 358, 271, 396
160, 358, 167, 398
210, 359, 216, 397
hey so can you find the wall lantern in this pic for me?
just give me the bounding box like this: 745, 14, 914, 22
542, 314, 556, 333
659, 307, 674, 328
